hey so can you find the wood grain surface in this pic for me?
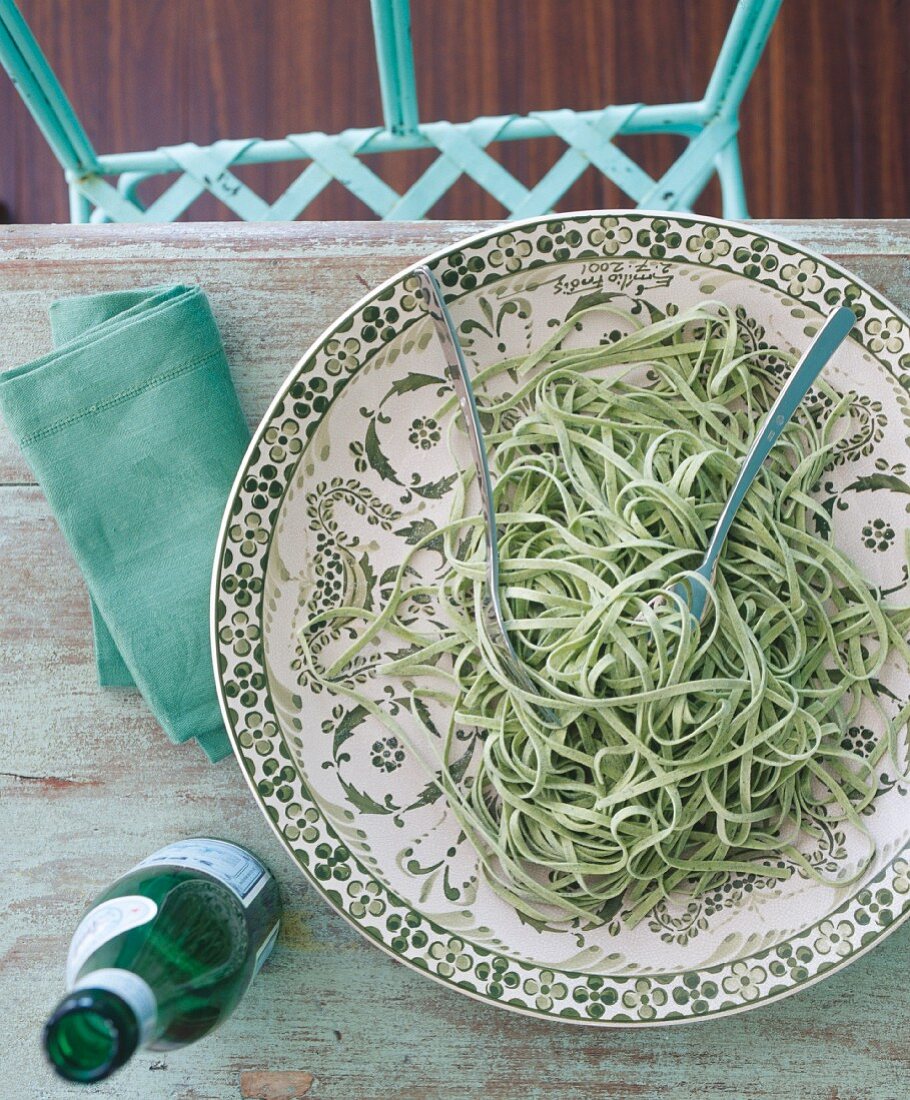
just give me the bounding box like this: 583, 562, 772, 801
2, 1, 909, 224
3, 220, 910, 1100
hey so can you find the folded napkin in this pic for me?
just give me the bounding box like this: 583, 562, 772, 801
0, 285, 250, 762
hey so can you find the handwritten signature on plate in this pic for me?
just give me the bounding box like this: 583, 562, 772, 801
551, 260, 674, 298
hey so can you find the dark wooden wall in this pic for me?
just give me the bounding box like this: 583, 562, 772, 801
2, 0, 909, 224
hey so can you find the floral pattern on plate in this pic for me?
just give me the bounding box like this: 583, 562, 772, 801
214, 213, 910, 1025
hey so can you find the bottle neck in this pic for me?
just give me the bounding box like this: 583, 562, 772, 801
44, 969, 158, 1083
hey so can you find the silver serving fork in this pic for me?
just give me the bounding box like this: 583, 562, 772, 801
642, 304, 855, 624
415, 266, 556, 720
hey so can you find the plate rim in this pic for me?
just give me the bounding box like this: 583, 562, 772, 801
212, 209, 910, 1026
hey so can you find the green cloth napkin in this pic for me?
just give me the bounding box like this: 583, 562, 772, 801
0, 285, 250, 762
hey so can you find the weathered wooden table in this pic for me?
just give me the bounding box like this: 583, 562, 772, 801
3, 221, 910, 1100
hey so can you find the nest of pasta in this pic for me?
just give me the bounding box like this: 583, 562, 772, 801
304, 303, 910, 927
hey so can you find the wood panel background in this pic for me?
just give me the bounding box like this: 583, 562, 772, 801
1, 1, 909, 223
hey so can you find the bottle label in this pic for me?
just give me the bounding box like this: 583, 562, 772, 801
253, 920, 281, 978
133, 838, 268, 907
66, 896, 158, 986
72, 968, 158, 1047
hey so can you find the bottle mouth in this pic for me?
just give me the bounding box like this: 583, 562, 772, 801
44, 999, 126, 1083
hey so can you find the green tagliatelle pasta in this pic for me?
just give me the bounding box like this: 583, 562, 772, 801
301, 302, 910, 927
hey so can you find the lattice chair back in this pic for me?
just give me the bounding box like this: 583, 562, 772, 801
0, 0, 781, 223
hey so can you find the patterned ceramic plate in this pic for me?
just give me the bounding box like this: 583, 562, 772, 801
213, 213, 910, 1025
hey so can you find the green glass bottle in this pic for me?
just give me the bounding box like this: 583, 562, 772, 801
43, 837, 281, 1084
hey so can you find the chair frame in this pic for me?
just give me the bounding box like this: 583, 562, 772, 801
0, 0, 782, 223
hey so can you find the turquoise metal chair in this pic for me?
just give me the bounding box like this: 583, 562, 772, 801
0, 0, 781, 223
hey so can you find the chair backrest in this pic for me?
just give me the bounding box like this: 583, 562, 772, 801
0, 0, 782, 223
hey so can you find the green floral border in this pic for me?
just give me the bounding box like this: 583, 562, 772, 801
213, 212, 910, 1025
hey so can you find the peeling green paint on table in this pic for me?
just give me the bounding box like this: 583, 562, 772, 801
2, 221, 910, 1100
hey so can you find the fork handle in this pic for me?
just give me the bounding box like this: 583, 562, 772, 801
413, 267, 500, 561
701, 304, 855, 575
414, 268, 519, 649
